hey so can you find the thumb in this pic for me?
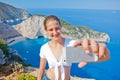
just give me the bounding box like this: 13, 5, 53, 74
78, 62, 88, 68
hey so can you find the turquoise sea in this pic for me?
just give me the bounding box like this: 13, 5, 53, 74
10, 9, 120, 80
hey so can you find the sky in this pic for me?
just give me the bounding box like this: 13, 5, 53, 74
0, 0, 120, 10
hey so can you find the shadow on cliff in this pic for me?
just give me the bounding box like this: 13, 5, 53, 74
0, 23, 21, 40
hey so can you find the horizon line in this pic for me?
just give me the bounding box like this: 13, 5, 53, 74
25, 8, 120, 10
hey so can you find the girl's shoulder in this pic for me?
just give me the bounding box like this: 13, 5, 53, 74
41, 42, 49, 49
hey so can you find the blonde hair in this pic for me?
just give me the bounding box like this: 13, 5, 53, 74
44, 15, 61, 30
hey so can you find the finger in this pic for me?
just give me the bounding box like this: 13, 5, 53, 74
98, 43, 106, 59
100, 47, 110, 62
90, 39, 99, 55
103, 48, 110, 60
82, 37, 90, 53
78, 62, 88, 68
73, 41, 82, 47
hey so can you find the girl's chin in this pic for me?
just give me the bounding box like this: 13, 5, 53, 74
53, 37, 60, 40
52, 37, 61, 40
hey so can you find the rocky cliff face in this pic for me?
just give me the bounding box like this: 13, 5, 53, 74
14, 15, 110, 42
13, 15, 45, 39
0, 23, 21, 40
0, 2, 31, 24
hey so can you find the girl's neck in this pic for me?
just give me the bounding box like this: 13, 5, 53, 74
50, 37, 65, 47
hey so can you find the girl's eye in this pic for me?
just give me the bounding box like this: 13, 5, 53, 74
56, 27, 60, 30
48, 29, 53, 31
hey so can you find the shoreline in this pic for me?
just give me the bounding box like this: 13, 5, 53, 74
6, 36, 26, 46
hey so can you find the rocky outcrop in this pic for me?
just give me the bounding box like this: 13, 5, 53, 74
14, 15, 45, 39
0, 2, 31, 24
14, 15, 110, 42
0, 23, 21, 40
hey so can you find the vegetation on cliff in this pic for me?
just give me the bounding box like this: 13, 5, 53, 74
60, 18, 110, 42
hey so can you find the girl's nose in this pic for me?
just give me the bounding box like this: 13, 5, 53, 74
53, 29, 57, 34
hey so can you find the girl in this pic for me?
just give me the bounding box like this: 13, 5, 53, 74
37, 15, 110, 80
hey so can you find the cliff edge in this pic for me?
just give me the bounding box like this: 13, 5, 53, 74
14, 15, 110, 42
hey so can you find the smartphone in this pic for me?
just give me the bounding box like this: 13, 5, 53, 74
62, 46, 98, 63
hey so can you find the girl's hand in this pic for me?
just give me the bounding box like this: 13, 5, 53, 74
73, 37, 110, 68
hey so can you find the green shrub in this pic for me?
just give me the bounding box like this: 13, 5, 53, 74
18, 73, 37, 80
0, 39, 9, 57
0, 38, 5, 44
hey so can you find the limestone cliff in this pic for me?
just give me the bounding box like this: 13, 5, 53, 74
14, 15, 110, 42
13, 15, 45, 39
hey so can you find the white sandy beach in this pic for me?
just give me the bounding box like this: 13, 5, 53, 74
6, 36, 26, 46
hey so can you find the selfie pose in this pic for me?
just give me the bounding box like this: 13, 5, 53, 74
37, 15, 110, 80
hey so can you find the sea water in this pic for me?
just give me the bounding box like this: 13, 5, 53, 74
10, 9, 120, 80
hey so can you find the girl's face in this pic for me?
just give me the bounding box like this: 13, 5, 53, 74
46, 20, 62, 41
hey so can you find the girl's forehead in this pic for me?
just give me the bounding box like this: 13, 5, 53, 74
46, 20, 59, 26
